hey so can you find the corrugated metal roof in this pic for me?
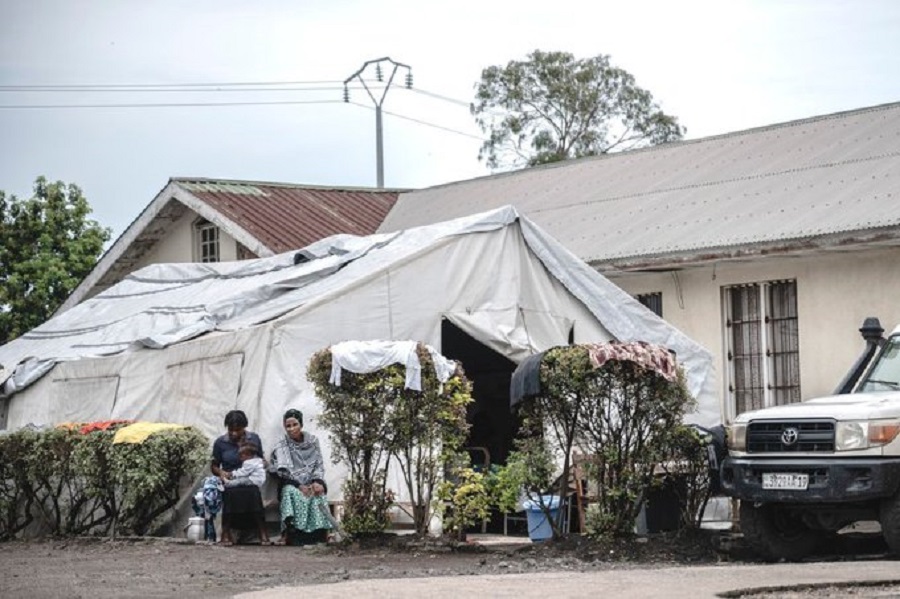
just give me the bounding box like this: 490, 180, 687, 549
176, 179, 401, 254
379, 102, 900, 269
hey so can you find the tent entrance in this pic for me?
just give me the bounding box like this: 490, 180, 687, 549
440, 319, 518, 471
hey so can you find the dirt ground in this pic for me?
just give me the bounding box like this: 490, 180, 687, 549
0, 530, 889, 599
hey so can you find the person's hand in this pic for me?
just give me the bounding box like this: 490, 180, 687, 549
299, 485, 311, 497
311, 482, 325, 496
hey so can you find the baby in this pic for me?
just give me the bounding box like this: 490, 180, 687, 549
220, 442, 270, 545
222, 443, 266, 488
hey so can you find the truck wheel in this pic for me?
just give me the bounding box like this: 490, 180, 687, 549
739, 502, 819, 562
880, 492, 900, 554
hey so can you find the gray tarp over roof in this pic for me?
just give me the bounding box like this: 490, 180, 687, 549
0, 206, 718, 428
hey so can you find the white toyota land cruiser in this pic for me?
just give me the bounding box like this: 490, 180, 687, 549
722, 319, 900, 561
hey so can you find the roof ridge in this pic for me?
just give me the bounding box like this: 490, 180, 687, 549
171, 177, 409, 193
413, 100, 900, 193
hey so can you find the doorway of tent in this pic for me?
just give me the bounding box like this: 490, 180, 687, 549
440, 319, 522, 534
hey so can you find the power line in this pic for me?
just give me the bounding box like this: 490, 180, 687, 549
0, 79, 344, 90
351, 101, 484, 141
0, 99, 346, 109
0, 82, 475, 111
0, 86, 359, 93
406, 87, 471, 108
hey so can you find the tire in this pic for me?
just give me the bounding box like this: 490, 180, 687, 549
880, 492, 900, 555
739, 502, 820, 562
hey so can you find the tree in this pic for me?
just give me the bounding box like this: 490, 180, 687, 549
473, 50, 686, 170
0, 177, 111, 344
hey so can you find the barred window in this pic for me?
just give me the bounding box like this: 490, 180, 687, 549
194, 219, 219, 263
724, 280, 800, 416
636, 292, 663, 318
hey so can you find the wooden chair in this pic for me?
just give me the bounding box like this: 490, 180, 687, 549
571, 452, 600, 534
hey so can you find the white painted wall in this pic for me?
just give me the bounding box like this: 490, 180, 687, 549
608, 247, 900, 422
133, 210, 238, 270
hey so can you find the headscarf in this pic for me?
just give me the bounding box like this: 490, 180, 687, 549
283, 409, 303, 426
270, 409, 324, 486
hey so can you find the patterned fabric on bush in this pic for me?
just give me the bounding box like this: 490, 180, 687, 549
78, 420, 134, 435
585, 341, 677, 381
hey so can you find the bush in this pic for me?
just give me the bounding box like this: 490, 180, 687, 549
309, 343, 472, 536
512, 343, 694, 540
437, 467, 492, 541
656, 425, 715, 531
575, 359, 693, 538
0, 424, 208, 539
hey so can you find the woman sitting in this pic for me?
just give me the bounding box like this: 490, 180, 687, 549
209, 410, 267, 545
270, 409, 333, 545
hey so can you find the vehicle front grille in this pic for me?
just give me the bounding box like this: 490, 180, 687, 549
747, 420, 835, 453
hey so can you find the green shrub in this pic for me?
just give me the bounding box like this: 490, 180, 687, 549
0, 424, 208, 539
309, 343, 472, 537
656, 424, 714, 531
513, 343, 695, 540
111, 427, 209, 535
0, 430, 37, 539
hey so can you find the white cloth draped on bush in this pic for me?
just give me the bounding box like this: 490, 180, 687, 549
328, 340, 457, 391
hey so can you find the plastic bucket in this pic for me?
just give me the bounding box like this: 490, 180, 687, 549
522, 495, 561, 542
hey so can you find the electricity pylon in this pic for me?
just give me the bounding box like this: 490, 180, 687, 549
344, 57, 413, 189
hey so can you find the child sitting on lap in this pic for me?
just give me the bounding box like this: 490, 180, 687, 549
219, 443, 270, 544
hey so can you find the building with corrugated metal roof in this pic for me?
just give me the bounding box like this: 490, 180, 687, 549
379, 101, 900, 421
59, 178, 402, 312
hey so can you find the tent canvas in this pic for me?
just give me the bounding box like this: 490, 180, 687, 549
0, 206, 718, 497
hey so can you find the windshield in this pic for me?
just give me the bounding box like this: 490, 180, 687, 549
858, 335, 900, 392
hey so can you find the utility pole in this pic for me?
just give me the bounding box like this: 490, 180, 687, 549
344, 57, 413, 189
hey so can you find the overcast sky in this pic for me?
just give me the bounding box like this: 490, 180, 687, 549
2, 0, 900, 239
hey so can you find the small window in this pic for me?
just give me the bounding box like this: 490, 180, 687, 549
194, 219, 220, 263
637, 292, 663, 318
236, 243, 257, 261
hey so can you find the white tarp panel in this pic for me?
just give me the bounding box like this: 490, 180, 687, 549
51, 375, 120, 424
162, 352, 244, 442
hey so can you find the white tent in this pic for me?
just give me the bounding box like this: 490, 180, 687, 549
0, 206, 718, 496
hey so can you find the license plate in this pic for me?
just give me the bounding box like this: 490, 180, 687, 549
762, 472, 809, 490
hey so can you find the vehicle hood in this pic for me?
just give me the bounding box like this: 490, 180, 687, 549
734, 391, 900, 422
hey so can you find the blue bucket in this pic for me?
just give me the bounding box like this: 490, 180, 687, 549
522, 495, 561, 542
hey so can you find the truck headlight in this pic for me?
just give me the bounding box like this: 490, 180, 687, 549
835, 420, 900, 450
835, 422, 867, 450
727, 423, 747, 451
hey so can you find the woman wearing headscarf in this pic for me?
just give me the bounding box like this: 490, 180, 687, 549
269, 409, 333, 545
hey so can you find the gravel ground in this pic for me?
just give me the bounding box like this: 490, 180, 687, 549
0, 530, 895, 598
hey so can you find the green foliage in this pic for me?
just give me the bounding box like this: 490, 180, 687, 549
495, 430, 564, 535
340, 475, 395, 535
512, 344, 695, 540
656, 425, 714, 531
573, 357, 694, 538
437, 467, 492, 541
309, 343, 472, 536
0, 177, 111, 344
110, 427, 209, 535
473, 50, 685, 170
0, 429, 37, 538
0, 425, 208, 539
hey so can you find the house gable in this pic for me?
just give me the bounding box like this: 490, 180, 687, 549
59, 179, 402, 312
